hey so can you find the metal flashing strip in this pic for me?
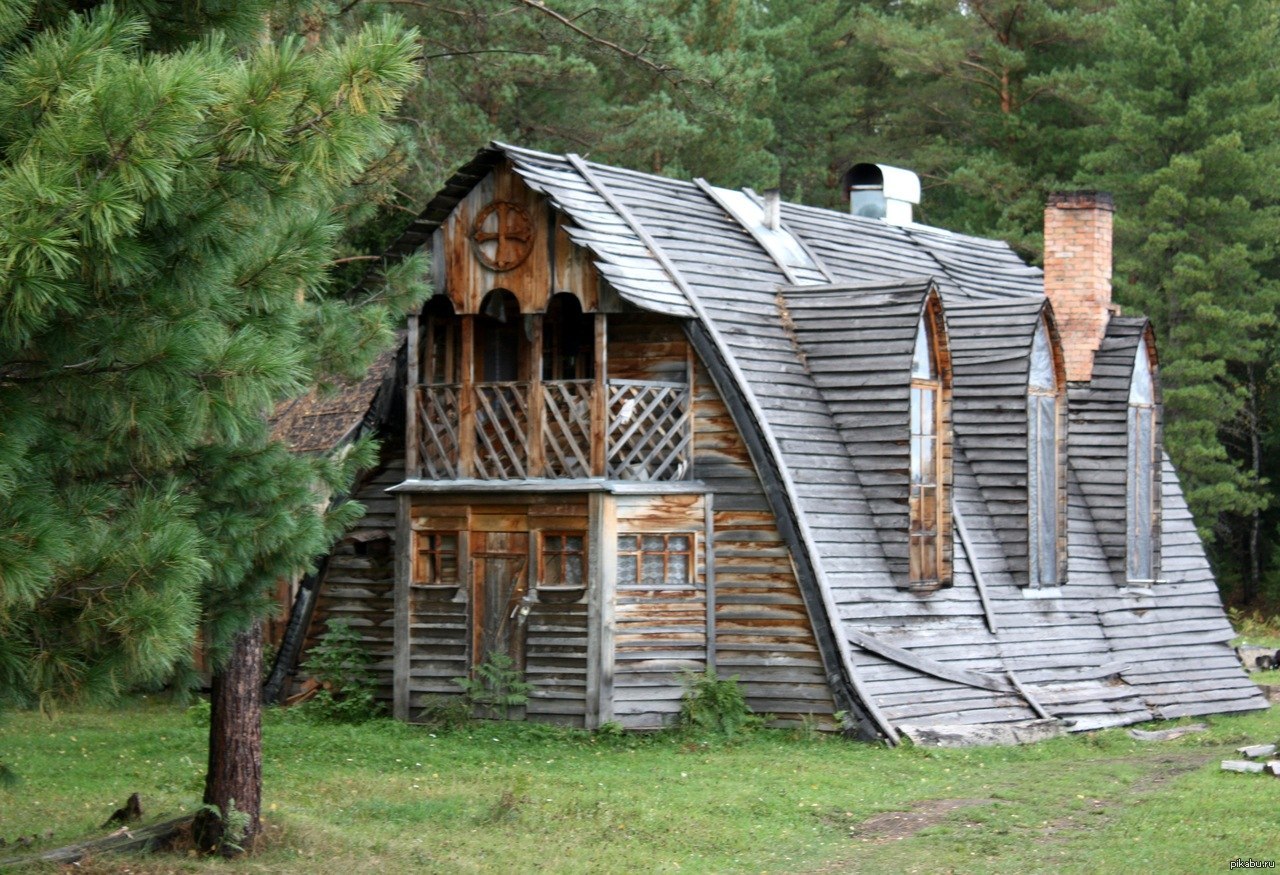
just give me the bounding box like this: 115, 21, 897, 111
564, 152, 897, 742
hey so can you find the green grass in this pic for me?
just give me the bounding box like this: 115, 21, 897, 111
3, 701, 1280, 873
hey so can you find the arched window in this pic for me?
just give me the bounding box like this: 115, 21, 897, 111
477, 289, 522, 382
910, 306, 949, 586
422, 295, 459, 385
1027, 317, 1063, 587
1127, 335, 1157, 581
543, 293, 594, 381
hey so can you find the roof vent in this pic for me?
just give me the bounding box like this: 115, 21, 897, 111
843, 163, 921, 225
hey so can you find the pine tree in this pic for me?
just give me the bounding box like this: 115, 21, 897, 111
0, 3, 423, 849
1077, 0, 1280, 600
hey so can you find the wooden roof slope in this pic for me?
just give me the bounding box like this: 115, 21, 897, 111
411, 143, 1265, 740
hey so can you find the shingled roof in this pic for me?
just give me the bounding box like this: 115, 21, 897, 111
404, 142, 1265, 739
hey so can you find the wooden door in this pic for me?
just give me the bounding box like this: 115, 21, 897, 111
470, 530, 529, 671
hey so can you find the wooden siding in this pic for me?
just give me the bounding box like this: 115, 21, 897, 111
692, 359, 836, 725
1068, 318, 1161, 583
403, 494, 592, 725
434, 159, 599, 316
945, 297, 1056, 588
304, 452, 402, 704
612, 493, 707, 728
381, 143, 1268, 739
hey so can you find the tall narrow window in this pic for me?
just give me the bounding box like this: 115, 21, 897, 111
1027, 318, 1061, 587
1127, 336, 1157, 581
910, 310, 948, 585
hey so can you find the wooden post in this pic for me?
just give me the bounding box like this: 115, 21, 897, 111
528, 315, 545, 478
592, 313, 608, 477
586, 491, 616, 727
406, 314, 420, 478
459, 316, 476, 478
392, 493, 412, 721
703, 493, 716, 672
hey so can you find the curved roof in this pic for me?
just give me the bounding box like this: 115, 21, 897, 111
403, 144, 1265, 740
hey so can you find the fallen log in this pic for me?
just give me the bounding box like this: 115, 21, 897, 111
0, 815, 191, 869
1221, 760, 1267, 774
1128, 723, 1208, 742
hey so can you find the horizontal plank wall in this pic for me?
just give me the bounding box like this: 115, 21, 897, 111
304, 451, 403, 705
612, 493, 707, 728
693, 360, 837, 725
402, 493, 591, 725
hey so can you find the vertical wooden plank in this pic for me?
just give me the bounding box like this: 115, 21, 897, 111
686, 340, 696, 480
529, 315, 546, 478
586, 491, 617, 726
585, 493, 602, 729
591, 313, 608, 477
406, 314, 420, 478
459, 316, 476, 478
459, 525, 472, 674
392, 493, 412, 721
703, 492, 716, 672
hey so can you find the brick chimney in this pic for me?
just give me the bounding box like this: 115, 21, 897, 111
1043, 191, 1116, 382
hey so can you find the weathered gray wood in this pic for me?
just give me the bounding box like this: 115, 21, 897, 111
1221, 760, 1267, 774
392, 491, 412, 720
954, 506, 998, 633
704, 492, 717, 672
899, 718, 1063, 747
1237, 743, 1277, 759
0, 816, 192, 868
1127, 723, 1209, 741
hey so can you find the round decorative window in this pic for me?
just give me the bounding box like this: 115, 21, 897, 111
470, 201, 535, 271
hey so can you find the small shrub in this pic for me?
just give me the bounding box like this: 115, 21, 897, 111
454, 652, 531, 720
596, 720, 626, 739
416, 696, 473, 729
677, 669, 763, 738
302, 619, 383, 722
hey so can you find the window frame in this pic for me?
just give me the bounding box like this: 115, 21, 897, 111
538, 530, 587, 590
616, 532, 697, 588
412, 531, 460, 586
1126, 334, 1159, 583
1026, 315, 1066, 588
908, 298, 952, 588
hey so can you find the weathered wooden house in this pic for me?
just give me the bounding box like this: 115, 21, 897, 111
295, 143, 1267, 741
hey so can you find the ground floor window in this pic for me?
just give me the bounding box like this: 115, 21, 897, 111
617, 533, 694, 586
413, 532, 459, 584
540, 532, 586, 587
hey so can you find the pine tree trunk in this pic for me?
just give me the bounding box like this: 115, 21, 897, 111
193, 621, 263, 856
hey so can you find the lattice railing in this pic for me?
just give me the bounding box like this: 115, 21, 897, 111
473, 382, 531, 479
415, 379, 691, 481
417, 384, 461, 479
542, 380, 593, 479
606, 380, 692, 481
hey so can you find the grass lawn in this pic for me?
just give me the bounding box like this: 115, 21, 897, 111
2, 700, 1280, 873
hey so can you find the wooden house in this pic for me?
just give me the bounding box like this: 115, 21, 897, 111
290, 144, 1267, 741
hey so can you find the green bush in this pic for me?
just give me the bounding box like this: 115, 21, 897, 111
677, 669, 763, 738
302, 619, 383, 723
453, 652, 531, 720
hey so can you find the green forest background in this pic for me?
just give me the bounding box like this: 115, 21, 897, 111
332, 0, 1280, 606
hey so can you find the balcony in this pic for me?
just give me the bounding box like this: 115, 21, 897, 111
414, 379, 691, 482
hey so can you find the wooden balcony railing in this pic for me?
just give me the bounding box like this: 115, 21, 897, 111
414, 380, 690, 482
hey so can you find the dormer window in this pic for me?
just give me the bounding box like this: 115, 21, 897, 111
1027, 317, 1064, 587
909, 304, 951, 586
1127, 335, 1158, 581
